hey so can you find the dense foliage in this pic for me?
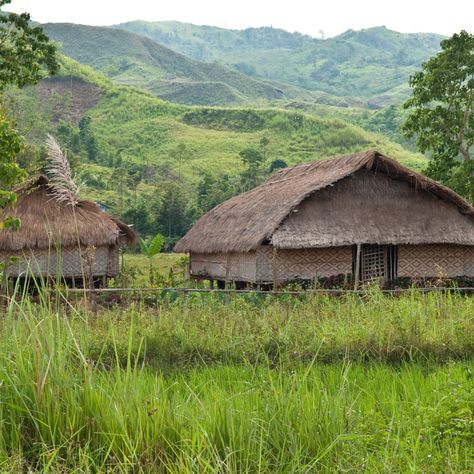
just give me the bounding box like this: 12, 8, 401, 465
0, 0, 58, 228
404, 30, 474, 202
0, 111, 23, 228
0, 0, 58, 90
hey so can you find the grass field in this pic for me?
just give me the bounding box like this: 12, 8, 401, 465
0, 286, 473, 472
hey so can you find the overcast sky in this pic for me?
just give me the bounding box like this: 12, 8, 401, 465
6, 0, 474, 37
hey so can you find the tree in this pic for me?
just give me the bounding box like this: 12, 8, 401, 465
155, 181, 196, 243
269, 159, 288, 173
0, 0, 58, 226
0, 1, 58, 89
78, 116, 99, 162
239, 147, 266, 191
120, 198, 154, 236
139, 233, 164, 285
169, 142, 190, 179
403, 30, 474, 202
0, 111, 23, 229
197, 171, 238, 213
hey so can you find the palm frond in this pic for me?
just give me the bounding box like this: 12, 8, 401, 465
45, 134, 80, 206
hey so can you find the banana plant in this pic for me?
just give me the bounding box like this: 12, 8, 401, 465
139, 233, 164, 285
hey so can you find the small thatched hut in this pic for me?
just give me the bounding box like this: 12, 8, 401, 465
175, 150, 474, 287
0, 175, 136, 285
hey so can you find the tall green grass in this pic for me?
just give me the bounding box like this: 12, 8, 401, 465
0, 290, 472, 472
82, 289, 474, 367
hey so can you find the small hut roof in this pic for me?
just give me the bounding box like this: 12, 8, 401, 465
175, 150, 474, 253
0, 175, 137, 251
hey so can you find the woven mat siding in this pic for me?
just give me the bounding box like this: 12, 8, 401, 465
273, 170, 474, 248
191, 252, 257, 281
0, 246, 118, 278
106, 246, 119, 276
256, 246, 352, 282
398, 244, 474, 278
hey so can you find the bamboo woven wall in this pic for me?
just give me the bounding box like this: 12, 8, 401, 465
0, 245, 119, 278
256, 246, 352, 282
190, 252, 257, 281
190, 244, 474, 283
398, 244, 474, 278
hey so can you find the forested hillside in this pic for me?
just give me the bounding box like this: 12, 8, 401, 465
4, 55, 424, 244
42, 23, 356, 107
115, 22, 443, 106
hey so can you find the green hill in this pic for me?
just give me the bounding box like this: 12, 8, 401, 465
115, 22, 443, 106
114, 21, 316, 61
5, 56, 426, 239
41, 23, 355, 108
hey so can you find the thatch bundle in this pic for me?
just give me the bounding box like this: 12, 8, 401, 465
0, 176, 136, 251
175, 150, 474, 254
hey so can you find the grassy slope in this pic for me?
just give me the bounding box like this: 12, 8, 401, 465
88, 87, 426, 182
5, 55, 426, 208
115, 22, 443, 105
42, 23, 353, 107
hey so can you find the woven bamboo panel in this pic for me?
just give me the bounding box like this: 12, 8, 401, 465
398, 244, 474, 278
191, 252, 257, 281
256, 246, 352, 282
0, 245, 118, 278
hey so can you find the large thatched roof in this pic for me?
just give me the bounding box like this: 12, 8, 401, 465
175, 150, 474, 253
0, 176, 136, 251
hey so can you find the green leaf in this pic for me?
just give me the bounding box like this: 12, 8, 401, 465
148, 233, 164, 257
139, 237, 150, 257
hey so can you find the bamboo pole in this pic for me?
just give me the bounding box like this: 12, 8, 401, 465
354, 243, 361, 289
60, 286, 474, 295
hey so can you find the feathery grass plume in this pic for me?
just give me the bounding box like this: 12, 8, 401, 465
45, 134, 80, 206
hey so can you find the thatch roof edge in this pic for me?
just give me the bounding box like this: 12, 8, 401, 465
174, 150, 474, 254
0, 175, 137, 250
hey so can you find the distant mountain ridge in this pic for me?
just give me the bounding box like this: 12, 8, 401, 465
43, 23, 354, 107
114, 21, 317, 60
114, 22, 444, 105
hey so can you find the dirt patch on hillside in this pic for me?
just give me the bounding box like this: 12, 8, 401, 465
36, 77, 102, 124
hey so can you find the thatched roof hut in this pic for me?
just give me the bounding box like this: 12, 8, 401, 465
176, 150, 474, 285
0, 175, 136, 281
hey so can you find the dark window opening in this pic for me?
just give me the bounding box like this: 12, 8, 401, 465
352, 244, 397, 282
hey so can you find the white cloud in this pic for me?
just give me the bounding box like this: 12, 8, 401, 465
5, 0, 474, 37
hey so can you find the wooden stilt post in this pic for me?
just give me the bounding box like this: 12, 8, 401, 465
209, 279, 214, 289
85, 245, 97, 315
272, 247, 279, 291
184, 258, 190, 288
224, 255, 231, 303
354, 243, 361, 289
